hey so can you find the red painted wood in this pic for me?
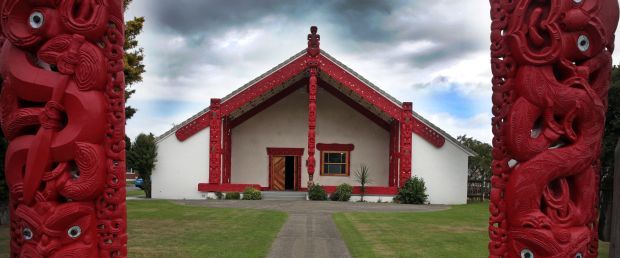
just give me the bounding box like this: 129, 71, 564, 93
301, 186, 398, 195
306, 26, 320, 187
0, 1, 127, 256
488, 0, 618, 256
229, 80, 305, 129
319, 81, 391, 131
317, 55, 402, 122
175, 56, 306, 141
175, 27, 446, 149
266, 148, 305, 156
295, 156, 301, 191
411, 116, 445, 148
197, 183, 261, 192
175, 110, 212, 141
316, 143, 354, 152
399, 103, 413, 188
209, 99, 222, 184
388, 121, 399, 187
222, 117, 232, 184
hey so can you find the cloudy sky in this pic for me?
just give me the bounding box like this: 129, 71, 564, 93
123, 0, 620, 144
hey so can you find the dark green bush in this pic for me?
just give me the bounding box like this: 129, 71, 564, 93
330, 183, 352, 201
308, 183, 327, 201
215, 192, 223, 200
225, 192, 240, 200
242, 187, 262, 200
395, 176, 428, 204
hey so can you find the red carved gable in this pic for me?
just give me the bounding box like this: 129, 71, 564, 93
173, 49, 447, 148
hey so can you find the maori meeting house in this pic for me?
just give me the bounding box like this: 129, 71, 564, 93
153, 27, 475, 204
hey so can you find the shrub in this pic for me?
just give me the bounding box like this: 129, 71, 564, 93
354, 165, 372, 202
242, 187, 262, 200
330, 183, 352, 201
308, 183, 327, 201
225, 192, 240, 200
215, 192, 223, 200
395, 176, 428, 204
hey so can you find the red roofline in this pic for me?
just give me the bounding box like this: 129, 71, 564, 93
175, 51, 446, 149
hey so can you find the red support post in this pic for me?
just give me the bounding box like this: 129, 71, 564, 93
0, 0, 127, 256
399, 103, 413, 188
222, 117, 232, 184
488, 0, 618, 257
306, 26, 320, 187
389, 120, 399, 187
209, 98, 222, 184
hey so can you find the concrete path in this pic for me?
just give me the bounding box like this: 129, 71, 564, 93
175, 200, 448, 258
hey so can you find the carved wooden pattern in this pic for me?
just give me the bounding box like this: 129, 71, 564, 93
389, 121, 399, 187
209, 98, 221, 184
488, 0, 618, 257
0, 0, 127, 256
306, 26, 319, 186
399, 102, 413, 187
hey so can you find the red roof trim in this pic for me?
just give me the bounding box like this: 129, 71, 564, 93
220, 56, 309, 116
320, 80, 390, 131
316, 143, 354, 151
175, 111, 212, 141
229, 80, 305, 129
412, 116, 446, 148
175, 52, 446, 148
317, 55, 403, 122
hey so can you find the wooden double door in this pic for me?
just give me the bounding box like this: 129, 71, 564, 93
270, 155, 300, 191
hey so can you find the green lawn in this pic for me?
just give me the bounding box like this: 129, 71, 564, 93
126, 189, 145, 197
333, 202, 611, 258
128, 200, 287, 257
0, 200, 287, 258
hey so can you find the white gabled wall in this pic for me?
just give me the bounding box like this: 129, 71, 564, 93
231, 87, 390, 188
411, 134, 469, 204
151, 128, 210, 199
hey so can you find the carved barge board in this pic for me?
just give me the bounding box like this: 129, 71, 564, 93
0, 0, 127, 257
488, 0, 618, 257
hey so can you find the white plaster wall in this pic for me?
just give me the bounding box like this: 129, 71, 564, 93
411, 134, 469, 204
231, 87, 390, 188
151, 129, 210, 199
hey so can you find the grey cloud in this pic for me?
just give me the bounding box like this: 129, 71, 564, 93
137, 0, 487, 78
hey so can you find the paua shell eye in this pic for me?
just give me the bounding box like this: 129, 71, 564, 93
29, 11, 44, 29
577, 35, 589, 52
521, 249, 534, 258
22, 227, 33, 240
67, 225, 81, 239
575, 253, 583, 258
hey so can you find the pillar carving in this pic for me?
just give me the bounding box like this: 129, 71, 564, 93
0, 0, 127, 256
399, 102, 413, 187
209, 98, 221, 184
488, 0, 618, 256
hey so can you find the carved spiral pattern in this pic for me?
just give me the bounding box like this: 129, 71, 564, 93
488, 0, 618, 257
0, 0, 126, 257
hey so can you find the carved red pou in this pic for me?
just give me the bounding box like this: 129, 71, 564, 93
0, 0, 127, 257
488, 0, 618, 257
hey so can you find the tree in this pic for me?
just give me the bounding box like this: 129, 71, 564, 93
600, 65, 620, 240
457, 135, 492, 181
127, 133, 157, 198
123, 0, 146, 120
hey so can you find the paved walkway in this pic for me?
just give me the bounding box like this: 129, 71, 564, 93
175, 200, 448, 258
